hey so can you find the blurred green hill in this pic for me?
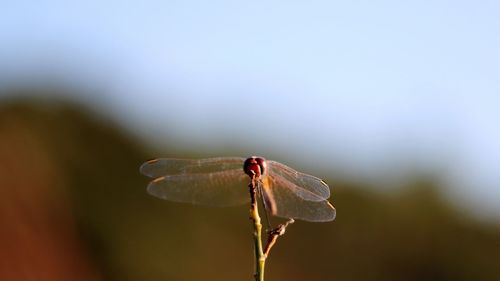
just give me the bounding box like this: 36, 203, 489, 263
1, 94, 500, 281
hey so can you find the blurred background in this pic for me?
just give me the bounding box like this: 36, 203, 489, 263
1, 1, 500, 280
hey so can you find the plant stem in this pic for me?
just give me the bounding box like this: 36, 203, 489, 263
249, 177, 265, 281
264, 218, 294, 257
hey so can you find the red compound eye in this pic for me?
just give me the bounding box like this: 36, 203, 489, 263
243, 156, 267, 178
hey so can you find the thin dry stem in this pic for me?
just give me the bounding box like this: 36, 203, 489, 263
249, 176, 294, 281
263, 219, 294, 257
249, 176, 265, 281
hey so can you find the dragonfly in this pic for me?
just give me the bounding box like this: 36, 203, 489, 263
140, 156, 336, 222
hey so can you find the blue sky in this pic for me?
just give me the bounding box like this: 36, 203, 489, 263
1, 1, 500, 218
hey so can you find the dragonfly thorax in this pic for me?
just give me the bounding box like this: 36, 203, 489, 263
243, 156, 267, 179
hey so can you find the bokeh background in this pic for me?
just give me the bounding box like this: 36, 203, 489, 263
1, 1, 500, 280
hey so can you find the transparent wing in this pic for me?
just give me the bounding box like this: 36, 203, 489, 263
146, 168, 250, 206
260, 175, 336, 222
267, 160, 330, 201
140, 157, 246, 178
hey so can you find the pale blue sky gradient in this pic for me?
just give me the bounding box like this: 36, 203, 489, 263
1, 1, 500, 218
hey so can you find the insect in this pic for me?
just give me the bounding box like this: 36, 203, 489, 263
140, 156, 336, 222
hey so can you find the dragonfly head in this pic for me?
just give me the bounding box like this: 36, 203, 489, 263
243, 156, 267, 179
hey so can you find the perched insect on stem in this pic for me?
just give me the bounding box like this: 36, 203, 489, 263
140, 156, 336, 281
140, 156, 336, 222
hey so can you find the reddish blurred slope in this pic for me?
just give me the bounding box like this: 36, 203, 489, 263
1, 96, 500, 281
0, 102, 101, 281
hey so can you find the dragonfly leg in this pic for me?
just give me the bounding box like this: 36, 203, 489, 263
257, 182, 273, 231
